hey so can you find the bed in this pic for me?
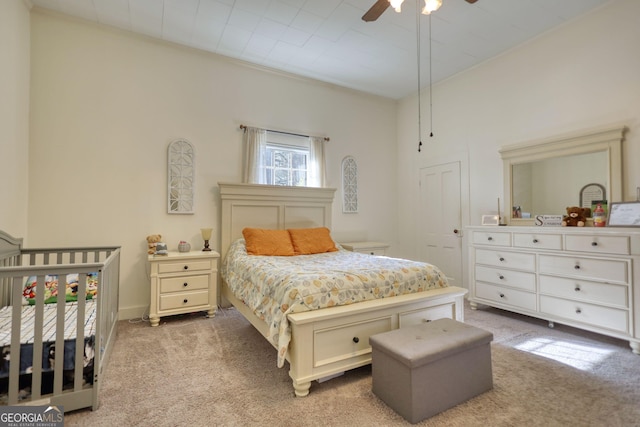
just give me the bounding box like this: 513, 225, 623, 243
0, 230, 120, 411
219, 182, 467, 397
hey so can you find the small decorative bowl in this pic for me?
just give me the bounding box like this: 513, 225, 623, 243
178, 241, 191, 252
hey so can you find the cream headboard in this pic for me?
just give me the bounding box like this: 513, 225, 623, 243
218, 182, 336, 260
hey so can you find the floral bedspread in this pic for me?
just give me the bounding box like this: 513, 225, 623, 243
221, 239, 449, 367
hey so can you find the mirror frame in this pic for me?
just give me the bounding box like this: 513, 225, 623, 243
500, 125, 625, 226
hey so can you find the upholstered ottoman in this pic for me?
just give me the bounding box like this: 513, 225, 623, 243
369, 318, 493, 424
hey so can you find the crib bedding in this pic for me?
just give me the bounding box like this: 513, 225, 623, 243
0, 300, 97, 378
221, 239, 449, 367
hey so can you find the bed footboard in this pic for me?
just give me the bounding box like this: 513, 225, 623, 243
223, 281, 467, 397
0, 234, 120, 412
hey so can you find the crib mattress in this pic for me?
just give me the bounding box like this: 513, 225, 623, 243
0, 300, 96, 377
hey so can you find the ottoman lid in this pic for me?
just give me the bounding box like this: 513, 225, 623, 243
369, 318, 493, 368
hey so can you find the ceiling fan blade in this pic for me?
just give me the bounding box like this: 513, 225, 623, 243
362, 0, 390, 22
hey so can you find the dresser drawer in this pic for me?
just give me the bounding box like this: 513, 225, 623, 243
513, 233, 562, 250
159, 274, 209, 293
475, 265, 535, 291
565, 235, 630, 255
157, 258, 213, 274
160, 290, 210, 311
398, 302, 455, 327
472, 231, 511, 247
314, 316, 392, 368
475, 282, 536, 311
475, 249, 535, 271
539, 255, 628, 284
539, 275, 628, 308
539, 295, 629, 333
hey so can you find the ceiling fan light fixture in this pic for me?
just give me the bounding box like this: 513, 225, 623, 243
422, 0, 442, 15
389, 0, 404, 13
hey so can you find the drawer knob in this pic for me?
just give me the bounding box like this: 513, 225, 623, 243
183, 265, 189, 270
592, 242, 598, 246
499, 293, 505, 298
183, 282, 188, 287
352, 337, 360, 344
574, 286, 581, 292
533, 239, 539, 243
422, 319, 432, 323
499, 275, 505, 280
488, 237, 493, 241
574, 264, 581, 270
499, 257, 505, 262
576, 308, 582, 314
370, 252, 375, 255
183, 299, 188, 304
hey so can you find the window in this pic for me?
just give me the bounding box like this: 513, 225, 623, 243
242, 126, 326, 187
264, 132, 309, 187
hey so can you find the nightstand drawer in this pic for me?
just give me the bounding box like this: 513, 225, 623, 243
157, 259, 213, 274
160, 290, 210, 311
340, 242, 389, 256
160, 274, 209, 293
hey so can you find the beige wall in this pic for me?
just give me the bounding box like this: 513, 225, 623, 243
29, 11, 397, 319
396, 0, 640, 267
0, 0, 30, 236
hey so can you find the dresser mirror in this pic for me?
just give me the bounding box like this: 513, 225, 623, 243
501, 125, 625, 225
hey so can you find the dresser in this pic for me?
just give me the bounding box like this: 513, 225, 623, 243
340, 241, 389, 255
466, 226, 640, 354
148, 251, 220, 326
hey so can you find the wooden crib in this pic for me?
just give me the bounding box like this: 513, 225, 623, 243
0, 229, 120, 411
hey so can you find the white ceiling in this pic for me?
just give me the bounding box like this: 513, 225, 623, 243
30, 0, 611, 99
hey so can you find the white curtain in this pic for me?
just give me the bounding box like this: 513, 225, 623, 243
242, 127, 267, 184
308, 136, 326, 188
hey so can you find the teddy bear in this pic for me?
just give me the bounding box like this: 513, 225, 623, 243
562, 206, 586, 227
146, 234, 163, 254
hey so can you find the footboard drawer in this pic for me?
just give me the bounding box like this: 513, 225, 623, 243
398, 302, 455, 327
314, 316, 392, 368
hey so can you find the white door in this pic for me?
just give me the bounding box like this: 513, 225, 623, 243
419, 162, 463, 286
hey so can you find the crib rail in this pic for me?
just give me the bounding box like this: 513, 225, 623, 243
0, 245, 120, 411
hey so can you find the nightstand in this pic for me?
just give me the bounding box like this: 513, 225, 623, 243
340, 241, 389, 256
148, 250, 219, 326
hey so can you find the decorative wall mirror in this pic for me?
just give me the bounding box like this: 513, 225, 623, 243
168, 139, 195, 214
501, 125, 625, 225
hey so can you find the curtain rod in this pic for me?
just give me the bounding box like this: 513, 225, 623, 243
239, 124, 330, 142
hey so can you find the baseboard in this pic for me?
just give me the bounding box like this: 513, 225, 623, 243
118, 304, 149, 321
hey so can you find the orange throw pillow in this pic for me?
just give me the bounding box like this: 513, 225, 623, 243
288, 227, 338, 255
242, 228, 295, 256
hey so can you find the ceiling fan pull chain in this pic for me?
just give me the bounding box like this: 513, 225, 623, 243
417, 0, 423, 152
429, 13, 434, 138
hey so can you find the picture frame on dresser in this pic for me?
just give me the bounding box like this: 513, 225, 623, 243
608, 202, 640, 227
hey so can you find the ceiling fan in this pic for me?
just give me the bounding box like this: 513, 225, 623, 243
362, 0, 478, 22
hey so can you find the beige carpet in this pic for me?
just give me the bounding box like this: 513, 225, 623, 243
65, 302, 640, 426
